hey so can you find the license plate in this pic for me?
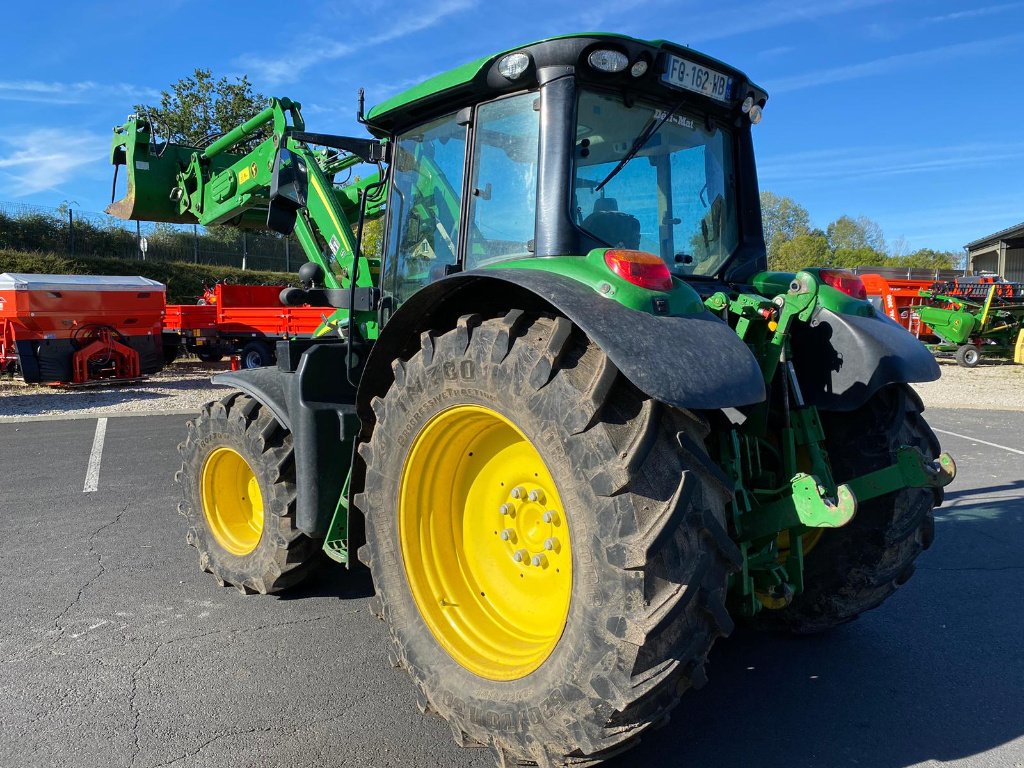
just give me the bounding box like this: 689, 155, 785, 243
662, 54, 734, 102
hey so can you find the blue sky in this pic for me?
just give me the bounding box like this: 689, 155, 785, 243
2, 0, 1022, 253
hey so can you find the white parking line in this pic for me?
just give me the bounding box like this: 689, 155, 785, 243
933, 428, 1024, 456
83, 418, 108, 493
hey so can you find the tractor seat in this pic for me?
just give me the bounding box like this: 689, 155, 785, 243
582, 198, 641, 249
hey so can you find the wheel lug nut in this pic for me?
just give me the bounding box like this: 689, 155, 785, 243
528, 489, 544, 503
500, 529, 516, 542
531, 554, 548, 567
544, 537, 559, 551
513, 549, 529, 563
499, 503, 513, 515
511, 486, 525, 499
542, 510, 559, 524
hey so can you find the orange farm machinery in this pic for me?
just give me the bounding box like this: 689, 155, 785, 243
0, 273, 166, 384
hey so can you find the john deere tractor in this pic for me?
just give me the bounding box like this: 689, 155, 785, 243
108, 33, 955, 766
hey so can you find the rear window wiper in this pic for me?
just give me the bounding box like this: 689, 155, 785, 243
594, 97, 686, 193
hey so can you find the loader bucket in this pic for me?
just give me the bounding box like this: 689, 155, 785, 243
107, 117, 243, 225
107, 117, 198, 223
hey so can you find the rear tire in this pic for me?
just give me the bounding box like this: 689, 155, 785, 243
358, 313, 739, 765
176, 392, 320, 594
751, 384, 940, 633
955, 344, 980, 368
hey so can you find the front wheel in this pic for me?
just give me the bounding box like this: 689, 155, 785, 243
176, 392, 320, 593
358, 313, 739, 765
751, 384, 941, 633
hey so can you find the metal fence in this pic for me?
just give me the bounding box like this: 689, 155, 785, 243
0, 199, 298, 273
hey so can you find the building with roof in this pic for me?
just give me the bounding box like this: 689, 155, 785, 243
966, 221, 1024, 281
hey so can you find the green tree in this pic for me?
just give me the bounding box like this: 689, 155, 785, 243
760, 191, 811, 261
771, 232, 831, 271
831, 247, 889, 268
894, 248, 961, 270
826, 215, 886, 254
135, 68, 267, 151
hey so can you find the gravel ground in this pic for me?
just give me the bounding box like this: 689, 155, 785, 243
0, 359, 231, 421
911, 358, 1024, 411
0, 356, 1020, 421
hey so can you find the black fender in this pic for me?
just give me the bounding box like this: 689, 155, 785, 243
790, 307, 940, 412
357, 269, 766, 425
213, 341, 360, 538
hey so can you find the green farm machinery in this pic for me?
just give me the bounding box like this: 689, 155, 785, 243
915, 278, 1024, 367
108, 34, 955, 766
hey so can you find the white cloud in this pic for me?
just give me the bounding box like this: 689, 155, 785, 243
927, 3, 1024, 23
880, 198, 1024, 247
570, 0, 652, 29
759, 142, 1024, 186
686, 0, 896, 43
767, 33, 1023, 93
0, 80, 160, 105
757, 46, 796, 60
237, 0, 477, 85
0, 129, 108, 196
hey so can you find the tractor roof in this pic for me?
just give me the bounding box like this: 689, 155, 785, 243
365, 33, 765, 135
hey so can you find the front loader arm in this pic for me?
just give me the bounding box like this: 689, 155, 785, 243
108, 97, 383, 295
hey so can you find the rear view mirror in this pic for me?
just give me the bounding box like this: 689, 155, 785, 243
267, 147, 309, 234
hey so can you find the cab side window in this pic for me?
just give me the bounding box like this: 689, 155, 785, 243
466, 92, 540, 267
383, 114, 467, 306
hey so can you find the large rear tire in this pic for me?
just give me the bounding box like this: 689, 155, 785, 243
358, 313, 739, 765
176, 392, 320, 594
752, 384, 941, 633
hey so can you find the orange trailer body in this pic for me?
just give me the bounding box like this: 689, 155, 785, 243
162, 283, 324, 366
213, 284, 324, 338
0, 273, 165, 384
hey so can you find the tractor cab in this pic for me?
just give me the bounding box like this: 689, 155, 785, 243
362, 33, 770, 306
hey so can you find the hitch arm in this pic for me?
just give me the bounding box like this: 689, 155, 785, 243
847, 447, 956, 503
739, 473, 857, 542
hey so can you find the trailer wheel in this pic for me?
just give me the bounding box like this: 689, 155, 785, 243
176, 392, 320, 594
241, 340, 274, 369
358, 313, 738, 765
955, 344, 980, 368
751, 384, 941, 633
197, 349, 223, 363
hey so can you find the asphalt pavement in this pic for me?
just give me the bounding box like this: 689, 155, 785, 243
0, 408, 1021, 768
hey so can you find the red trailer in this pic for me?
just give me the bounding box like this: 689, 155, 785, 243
0, 273, 165, 384
163, 283, 326, 368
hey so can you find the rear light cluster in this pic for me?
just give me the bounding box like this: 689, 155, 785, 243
818, 269, 868, 300
603, 250, 673, 292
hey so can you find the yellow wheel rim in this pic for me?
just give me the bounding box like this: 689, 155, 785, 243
201, 447, 265, 556
777, 528, 825, 559
399, 404, 572, 681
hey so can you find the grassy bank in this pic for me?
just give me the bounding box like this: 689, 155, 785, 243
0, 249, 295, 304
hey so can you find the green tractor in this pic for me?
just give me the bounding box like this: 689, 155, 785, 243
109, 33, 955, 766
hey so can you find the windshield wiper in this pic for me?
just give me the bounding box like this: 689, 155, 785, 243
594, 97, 687, 193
